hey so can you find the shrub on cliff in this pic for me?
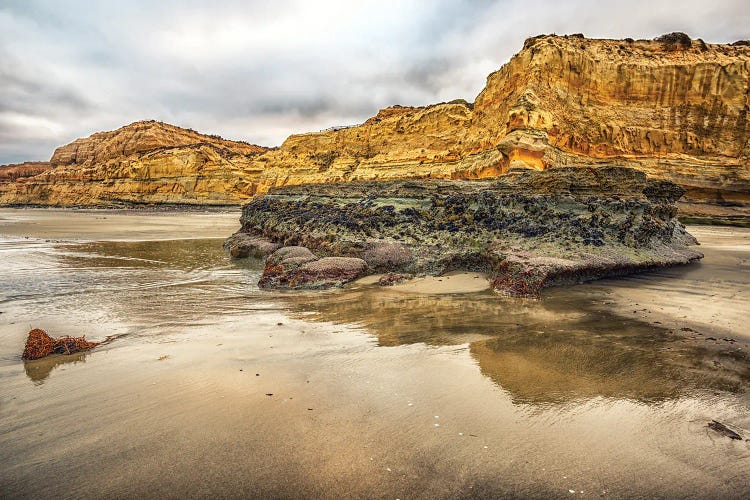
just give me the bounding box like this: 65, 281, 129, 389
655, 32, 692, 49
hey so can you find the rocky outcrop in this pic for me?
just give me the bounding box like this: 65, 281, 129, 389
223, 233, 281, 258
1, 34, 748, 213
478, 33, 750, 212
0, 121, 266, 206
257, 246, 368, 289
234, 167, 702, 296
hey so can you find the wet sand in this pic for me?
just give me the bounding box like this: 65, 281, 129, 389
567, 226, 750, 340
1, 209, 749, 498
352, 272, 491, 294
0, 207, 241, 240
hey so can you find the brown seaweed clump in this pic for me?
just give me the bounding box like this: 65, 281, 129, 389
22, 328, 99, 360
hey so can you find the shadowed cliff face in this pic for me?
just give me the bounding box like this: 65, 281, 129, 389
0, 34, 748, 207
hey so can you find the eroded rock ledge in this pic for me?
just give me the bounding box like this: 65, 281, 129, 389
227, 167, 702, 296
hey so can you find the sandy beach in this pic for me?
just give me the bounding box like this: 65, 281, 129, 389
1, 209, 749, 498
0, 207, 241, 241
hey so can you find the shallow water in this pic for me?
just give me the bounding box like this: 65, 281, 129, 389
1, 209, 749, 498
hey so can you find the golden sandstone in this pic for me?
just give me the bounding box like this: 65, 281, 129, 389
1, 34, 748, 215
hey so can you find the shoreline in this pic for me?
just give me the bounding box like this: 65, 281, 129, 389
0, 203, 242, 213
0, 208, 242, 241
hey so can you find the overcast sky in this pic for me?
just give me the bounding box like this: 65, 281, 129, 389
1, 0, 748, 164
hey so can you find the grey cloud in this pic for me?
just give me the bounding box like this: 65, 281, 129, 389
0, 68, 91, 115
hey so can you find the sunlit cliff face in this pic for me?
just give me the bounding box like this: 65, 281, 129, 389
2, 34, 749, 207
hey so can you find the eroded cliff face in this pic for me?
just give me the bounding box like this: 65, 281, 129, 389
0, 121, 266, 205
250, 34, 750, 207
472, 34, 750, 207
1, 34, 748, 207
0, 162, 52, 184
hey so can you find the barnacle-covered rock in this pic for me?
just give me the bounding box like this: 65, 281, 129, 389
258, 246, 367, 289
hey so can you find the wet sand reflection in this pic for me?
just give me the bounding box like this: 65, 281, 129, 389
284, 287, 750, 404
23, 351, 88, 383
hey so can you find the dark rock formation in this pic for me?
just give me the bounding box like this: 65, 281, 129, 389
234, 166, 702, 296
707, 420, 743, 440
258, 246, 367, 289
223, 232, 280, 259
654, 32, 693, 49
378, 273, 412, 286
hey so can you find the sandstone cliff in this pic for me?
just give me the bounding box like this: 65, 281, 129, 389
1, 33, 748, 209
1, 121, 266, 205
249, 33, 750, 208
0, 162, 52, 184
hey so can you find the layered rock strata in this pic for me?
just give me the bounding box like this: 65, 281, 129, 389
1, 33, 748, 213
0, 121, 266, 206
229, 166, 702, 296
0, 162, 52, 183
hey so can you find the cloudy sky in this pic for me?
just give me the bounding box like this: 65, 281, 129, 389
1, 0, 748, 164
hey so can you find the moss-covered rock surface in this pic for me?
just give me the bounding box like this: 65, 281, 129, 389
231, 167, 702, 296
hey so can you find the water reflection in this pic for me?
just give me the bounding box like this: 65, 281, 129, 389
23, 351, 88, 383
471, 331, 749, 405
61, 239, 249, 271
6, 239, 268, 336
284, 287, 750, 404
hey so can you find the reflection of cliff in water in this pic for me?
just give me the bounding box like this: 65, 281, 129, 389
285, 287, 750, 405
470, 331, 749, 405
24, 351, 88, 383
284, 287, 584, 347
